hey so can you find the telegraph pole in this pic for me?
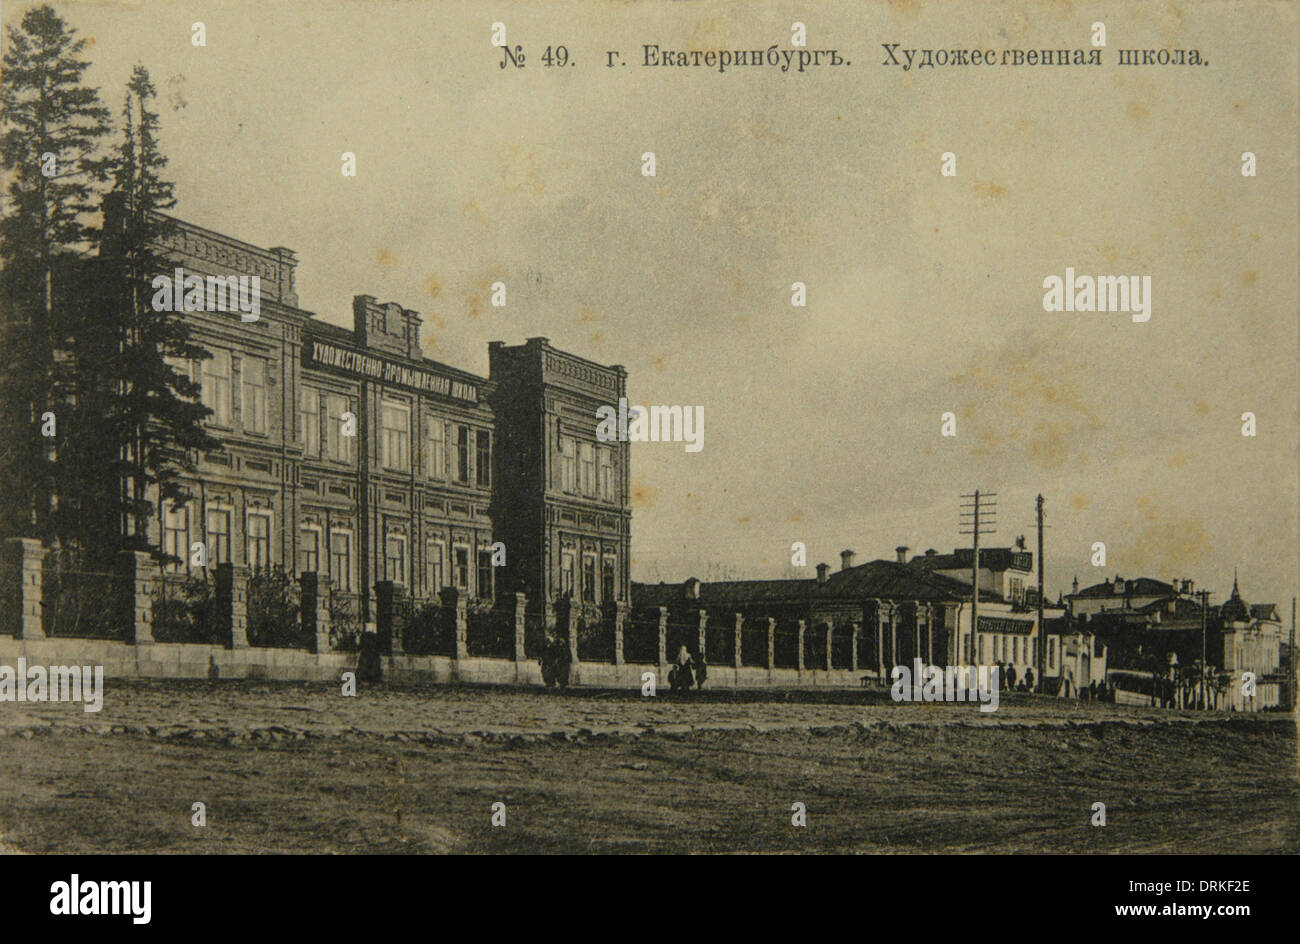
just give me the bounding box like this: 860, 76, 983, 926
1290, 598, 1296, 712
1036, 494, 1046, 693
1200, 588, 1209, 711
959, 491, 996, 667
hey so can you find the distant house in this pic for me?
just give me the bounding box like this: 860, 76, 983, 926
1066, 572, 1284, 710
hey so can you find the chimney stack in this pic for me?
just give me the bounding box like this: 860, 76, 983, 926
840, 549, 856, 571
816, 563, 829, 584
683, 577, 701, 600
895, 545, 910, 564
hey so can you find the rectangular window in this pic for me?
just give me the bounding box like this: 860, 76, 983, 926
206, 509, 231, 565
425, 541, 444, 595
602, 556, 616, 603
385, 534, 407, 585
560, 551, 575, 597
201, 349, 232, 426
380, 400, 410, 472
163, 505, 188, 571
477, 549, 493, 601
242, 357, 267, 434
325, 395, 354, 463
561, 438, 576, 493
581, 554, 596, 603
455, 426, 470, 484
579, 442, 595, 497
453, 546, 470, 589
299, 528, 319, 574
247, 512, 271, 570
598, 448, 614, 501
475, 430, 491, 487
299, 388, 320, 458
330, 531, 352, 591
427, 419, 445, 480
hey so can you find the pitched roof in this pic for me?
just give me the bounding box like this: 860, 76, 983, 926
633, 558, 1001, 610
632, 578, 813, 608
1072, 577, 1177, 598
821, 558, 1000, 603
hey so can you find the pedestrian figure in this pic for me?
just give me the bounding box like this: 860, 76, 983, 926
996, 661, 1006, 691
554, 633, 572, 689
695, 650, 708, 689
1006, 664, 1018, 692
672, 645, 694, 692
357, 623, 382, 683
1024, 667, 1035, 692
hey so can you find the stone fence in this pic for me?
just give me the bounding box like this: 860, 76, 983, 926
0, 537, 866, 690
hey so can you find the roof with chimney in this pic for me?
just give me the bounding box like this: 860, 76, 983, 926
632, 557, 1002, 609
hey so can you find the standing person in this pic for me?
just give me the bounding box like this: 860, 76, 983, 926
555, 632, 572, 689
996, 661, 1007, 691
1025, 667, 1035, 692
1006, 664, 1018, 693
673, 645, 694, 692
695, 649, 708, 690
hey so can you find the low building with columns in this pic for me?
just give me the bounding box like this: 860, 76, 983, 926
634, 543, 1059, 682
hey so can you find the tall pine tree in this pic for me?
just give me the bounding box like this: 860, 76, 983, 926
0, 4, 111, 542
86, 65, 219, 555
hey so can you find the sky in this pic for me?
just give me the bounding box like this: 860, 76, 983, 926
6, 0, 1298, 610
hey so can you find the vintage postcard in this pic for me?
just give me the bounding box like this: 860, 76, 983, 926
0, 0, 1296, 902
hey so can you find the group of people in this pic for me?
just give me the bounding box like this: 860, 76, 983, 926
994, 663, 1035, 692
668, 645, 708, 692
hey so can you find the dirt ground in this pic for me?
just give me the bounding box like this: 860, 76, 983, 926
1, 682, 1294, 853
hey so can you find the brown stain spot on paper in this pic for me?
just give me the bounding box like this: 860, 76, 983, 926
652, 355, 667, 373
1070, 494, 1090, 512
738, 516, 750, 526
631, 482, 658, 510
1240, 270, 1258, 286
1127, 100, 1150, 121
953, 331, 1103, 471
973, 181, 1010, 201
1118, 495, 1213, 575
574, 306, 602, 326
424, 277, 442, 299
1194, 399, 1209, 416
376, 249, 397, 270
788, 510, 804, 524
466, 294, 482, 320
501, 145, 546, 195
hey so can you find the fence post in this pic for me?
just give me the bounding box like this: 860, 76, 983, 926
695, 609, 708, 662
440, 587, 468, 659
301, 572, 332, 654
764, 617, 776, 670
119, 550, 156, 645
558, 596, 579, 665
609, 599, 629, 666
4, 537, 46, 639
512, 592, 528, 662
374, 580, 399, 655
215, 563, 249, 649
654, 606, 668, 669
796, 619, 806, 671
732, 613, 744, 669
